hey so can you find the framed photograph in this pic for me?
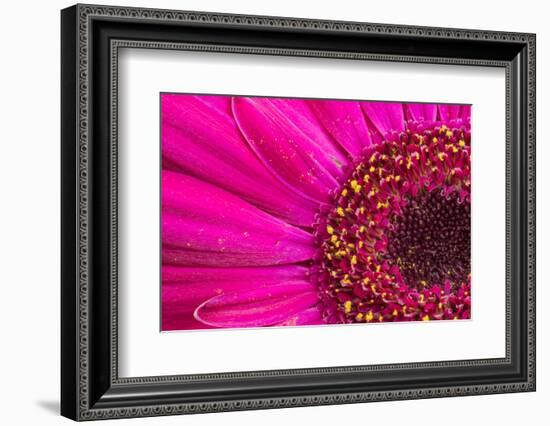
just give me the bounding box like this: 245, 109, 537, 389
61, 4, 536, 421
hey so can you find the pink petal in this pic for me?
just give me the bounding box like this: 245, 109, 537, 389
268, 98, 349, 177
277, 307, 324, 326
162, 171, 316, 267
163, 265, 308, 284
361, 102, 405, 136
309, 99, 370, 159
162, 94, 318, 227
194, 284, 319, 327
162, 307, 215, 331
438, 104, 471, 121
199, 94, 232, 115
162, 265, 309, 307
163, 280, 312, 328
406, 103, 437, 122
232, 97, 342, 203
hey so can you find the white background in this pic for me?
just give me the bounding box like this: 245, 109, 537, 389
119, 49, 505, 377
0, 0, 547, 425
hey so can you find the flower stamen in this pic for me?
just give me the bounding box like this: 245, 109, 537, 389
315, 122, 472, 324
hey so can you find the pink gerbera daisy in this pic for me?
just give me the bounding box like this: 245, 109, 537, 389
161, 95, 471, 331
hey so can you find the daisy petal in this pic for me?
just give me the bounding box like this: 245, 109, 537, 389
162, 171, 316, 267
162, 265, 308, 305
268, 98, 349, 176
194, 284, 319, 327
162, 307, 215, 331
277, 307, 324, 326
163, 280, 312, 326
163, 265, 308, 284
309, 99, 370, 159
361, 101, 405, 135
406, 103, 437, 122
162, 94, 318, 227
232, 97, 342, 203
438, 104, 471, 121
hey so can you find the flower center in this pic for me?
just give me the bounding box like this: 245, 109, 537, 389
384, 190, 470, 289
315, 123, 471, 324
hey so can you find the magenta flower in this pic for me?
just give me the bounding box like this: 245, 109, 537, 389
162, 95, 471, 331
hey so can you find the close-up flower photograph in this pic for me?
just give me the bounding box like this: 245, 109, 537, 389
161, 95, 472, 331
1, 0, 547, 425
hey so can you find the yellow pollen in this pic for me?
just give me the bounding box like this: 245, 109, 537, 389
359, 207, 365, 214
419, 294, 425, 303
438, 302, 443, 309
395, 175, 401, 182
351, 255, 357, 265
330, 235, 338, 243
376, 265, 381, 272
359, 225, 366, 233
341, 188, 348, 197
422, 315, 430, 321
363, 175, 370, 183
459, 140, 466, 147
363, 277, 370, 285
358, 241, 364, 248
350, 180, 358, 189
326, 225, 334, 235
432, 137, 438, 143
365, 311, 374, 322
369, 154, 376, 163
354, 184, 362, 193
392, 309, 398, 316
355, 313, 364, 321
451, 146, 459, 153
446, 130, 453, 138
369, 166, 376, 173
344, 300, 352, 313
420, 280, 427, 286
337, 207, 345, 217
438, 153, 446, 161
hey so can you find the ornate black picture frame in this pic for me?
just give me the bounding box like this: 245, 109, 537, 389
61, 4, 536, 421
